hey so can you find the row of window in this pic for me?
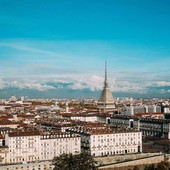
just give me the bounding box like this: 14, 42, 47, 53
6, 164, 49, 170
92, 133, 141, 138
92, 148, 137, 156
92, 137, 140, 142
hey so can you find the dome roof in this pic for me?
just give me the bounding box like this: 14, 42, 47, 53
99, 87, 114, 103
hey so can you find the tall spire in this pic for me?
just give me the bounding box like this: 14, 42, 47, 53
98, 61, 115, 111
104, 60, 108, 88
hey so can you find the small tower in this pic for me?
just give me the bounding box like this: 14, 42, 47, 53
65, 101, 69, 113
98, 61, 115, 112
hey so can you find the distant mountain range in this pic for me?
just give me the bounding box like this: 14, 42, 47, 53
0, 84, 170, 99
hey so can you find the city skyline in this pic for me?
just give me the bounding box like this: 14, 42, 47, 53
0, 0, 170, 98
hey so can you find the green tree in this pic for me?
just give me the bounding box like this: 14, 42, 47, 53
157, 161, 169, 170
144, 164, 155, 170
144, 161, 169, 170
53, 152, 96, 170
133, 165, 140, 170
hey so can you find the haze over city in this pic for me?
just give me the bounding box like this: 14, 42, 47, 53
0, 0, 170, 98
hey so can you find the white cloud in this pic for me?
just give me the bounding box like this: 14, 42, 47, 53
153, 81, 170, 87
0, 72, 170, 95
0, 78, 7, 89
0, 79, 55, 91
13, 82, 55, 91
69, 75, 103, 91
50, 74, 148, 93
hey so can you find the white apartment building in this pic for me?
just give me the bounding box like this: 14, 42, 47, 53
4, 131, 41, 164
71, 114, 98, 122
69, 113, 107, 124
40, 133, 80, 161
0, 131, 81, 164
68, 127, 142, 156
90, 130, 142, 156
125, 105, 161, 115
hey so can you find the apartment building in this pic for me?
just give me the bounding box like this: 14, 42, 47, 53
68, 126, 142, 156
0, 131, 81, 164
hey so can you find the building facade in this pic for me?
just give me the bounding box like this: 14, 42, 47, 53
0, 131, 81, 164
68, 126, 142, 156
110, 114, 170, 139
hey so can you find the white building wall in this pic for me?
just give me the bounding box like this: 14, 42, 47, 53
71, 116, 98, 122
85, 116, 98, 122
5, 135, 41, 164
2, 134, 81, 164
164, 107, 170, 113
130, 106, 134, 115
71, 116, 86, 121
40, 135, 81, 161
90, 132, 142, 156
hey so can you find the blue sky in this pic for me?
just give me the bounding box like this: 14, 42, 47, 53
0, 0, 170, 98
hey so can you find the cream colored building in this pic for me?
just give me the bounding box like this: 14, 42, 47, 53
0, 131, 81, 164
90, 130, 142, 156
40, 133, 80, 161
70, 114, 98, 122
68, 127, 142, 156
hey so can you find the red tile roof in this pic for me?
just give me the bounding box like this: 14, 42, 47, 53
8, 131, 42, 137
